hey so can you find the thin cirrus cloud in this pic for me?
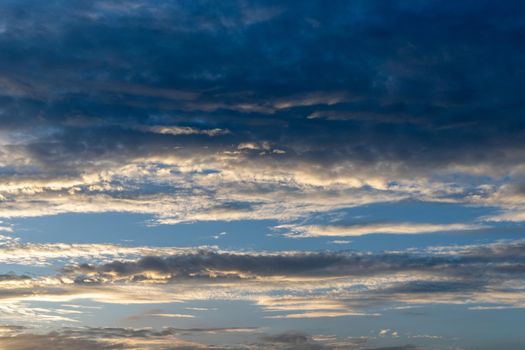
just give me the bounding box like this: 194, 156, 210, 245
276, 222, 487, 238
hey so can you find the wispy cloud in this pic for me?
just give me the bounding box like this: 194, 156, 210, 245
277, 222, 486, 238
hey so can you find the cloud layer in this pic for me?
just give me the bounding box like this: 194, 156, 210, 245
1, 2, 525, 349
0, 0, 524, 225
1, 239, 525, 324
0, 326, 421, 350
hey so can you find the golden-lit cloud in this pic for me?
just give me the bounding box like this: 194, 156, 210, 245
0, 240, 524, 327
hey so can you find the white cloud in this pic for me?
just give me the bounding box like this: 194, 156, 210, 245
146, 126, 230, 137
277, 222, 486, 238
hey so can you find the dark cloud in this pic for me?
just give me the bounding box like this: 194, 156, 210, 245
63, 240, 525, 301
0, 0, 524, 174
0, 2, 523, 348
0, 0, 525, 223
260, 333, 329, 350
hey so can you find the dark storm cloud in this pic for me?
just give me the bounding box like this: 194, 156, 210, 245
0, 0, 524, 173
1, 1, 525, 223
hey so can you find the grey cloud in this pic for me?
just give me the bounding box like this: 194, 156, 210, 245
0, 274, 31, 282
33, 241, 525, 319
0, 333, 123, 350
0, 327, 393, 350
0, 241, 524, 322
259, 333, 329, 350
73, 239, 525, 276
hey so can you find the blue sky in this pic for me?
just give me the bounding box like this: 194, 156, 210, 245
1, 1, 525, 349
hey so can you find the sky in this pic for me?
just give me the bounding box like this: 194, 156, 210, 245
0, 0, 525, 349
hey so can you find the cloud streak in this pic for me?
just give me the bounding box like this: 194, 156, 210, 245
277, 223, 486, 237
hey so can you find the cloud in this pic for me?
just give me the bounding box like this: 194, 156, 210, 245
0, 326, 418, 350
259, 332, 332, 350
0, 274, 31, 282
0, 302, 83, 324
379, 330, 399, 338
0, 241, 525, 334
145, 126, 230, 137
277, 222, 486, 238
0, 0, 523, 226
364, 347, 421, 350
0, 333, 120, 350
0, 240, 203, 266
0, 239, 517, 319
329, 240, 352, 245
126, 309, 195, 320
66, 247, 489, 281
265, 311, 380, 319
0, 1, 524, 347
0, 326, 206, 350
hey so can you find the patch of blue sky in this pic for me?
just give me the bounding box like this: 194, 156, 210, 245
8, 199, 524, 253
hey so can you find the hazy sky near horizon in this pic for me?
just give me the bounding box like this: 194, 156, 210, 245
1, 1, 525, 349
